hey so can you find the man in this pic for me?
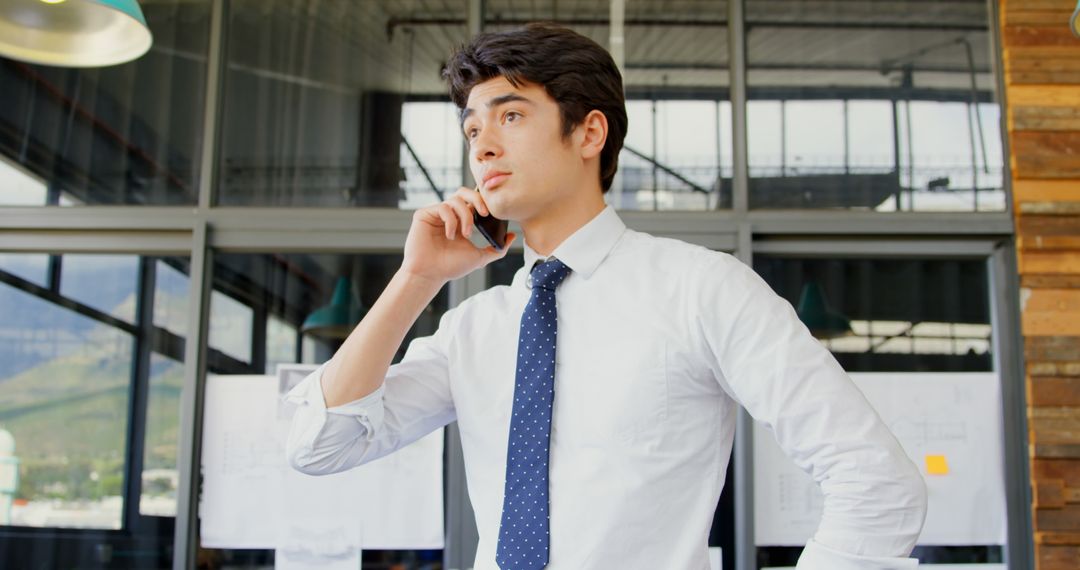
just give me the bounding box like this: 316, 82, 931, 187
284, 24, 927, 570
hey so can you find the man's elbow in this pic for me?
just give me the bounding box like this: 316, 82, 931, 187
288, 455, 329, 476
286, 445, 327, 476
285, 443, 349, 476
285, 435, 384, 476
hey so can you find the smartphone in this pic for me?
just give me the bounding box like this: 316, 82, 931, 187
472, 186, 509, 250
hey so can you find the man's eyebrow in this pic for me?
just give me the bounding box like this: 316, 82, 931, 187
460, 93, 535, 125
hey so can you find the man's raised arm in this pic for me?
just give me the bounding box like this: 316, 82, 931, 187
284, 187, 516, 475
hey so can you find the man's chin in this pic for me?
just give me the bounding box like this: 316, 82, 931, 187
485, 200, 515, 222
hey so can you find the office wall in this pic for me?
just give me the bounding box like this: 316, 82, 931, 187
1000, 1, 1080, 568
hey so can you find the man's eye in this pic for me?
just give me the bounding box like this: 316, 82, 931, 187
504, 111, 521, 122
466, 128, 478, 139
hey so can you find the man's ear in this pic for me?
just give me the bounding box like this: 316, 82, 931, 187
579, 110, 608, 160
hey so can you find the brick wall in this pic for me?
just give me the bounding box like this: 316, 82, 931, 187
1001, 1, 1080, 568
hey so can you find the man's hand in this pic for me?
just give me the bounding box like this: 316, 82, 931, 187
400, 186, 517, 284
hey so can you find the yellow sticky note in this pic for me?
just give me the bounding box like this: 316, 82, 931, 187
925, 454, 949, 475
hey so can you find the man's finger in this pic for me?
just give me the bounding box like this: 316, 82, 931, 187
456, 186, 489, 216
446, 197, 474, 237
437, 203, 457, 239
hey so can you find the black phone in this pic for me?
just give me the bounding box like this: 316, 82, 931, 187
472, 188, 508, 250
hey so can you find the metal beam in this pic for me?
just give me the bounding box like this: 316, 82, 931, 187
752, 238, 999, 257
990, 241, 1035, 570
0, 230, 192, 254
0, 207, 198, 230
730, 0, 749, 216
386, 17, 986, 34
748, 210, 1013, 235
173, 221, 212, 570
197, 0, 228, 210
987, 0, 1016, 221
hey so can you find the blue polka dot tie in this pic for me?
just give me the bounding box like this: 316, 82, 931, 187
496, 258, 572, 570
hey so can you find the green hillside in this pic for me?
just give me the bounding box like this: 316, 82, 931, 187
0, 338, 184, 501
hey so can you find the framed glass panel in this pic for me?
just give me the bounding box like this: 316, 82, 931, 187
0, 253, 184, 568
198, 252, 450, 568
217, 0, 468, 207
153, 260, 190, 339
0, 154, 48, 206
140, 258, 190, 519
208, 290, 254, 365
620, 98, 733, 210
752, 256, 1002, 567
265, 315, 299, 375
0, 275, 134, 530
0, 0, 211, 206
59, 254, 140, 323
484, 0, 733, 211
746, 0, 1004, 212
141, 352, 184, 518
0, 253, 49, 288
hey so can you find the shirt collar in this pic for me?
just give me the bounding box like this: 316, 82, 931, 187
520, 205, 626, 282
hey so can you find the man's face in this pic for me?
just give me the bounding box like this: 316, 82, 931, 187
462, 76, 585, 223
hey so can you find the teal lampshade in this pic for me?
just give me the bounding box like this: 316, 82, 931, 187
0, 0, 152, 67
796, 282, 852, 340
302, 277, 366, 340
1073, 1, 1080, 38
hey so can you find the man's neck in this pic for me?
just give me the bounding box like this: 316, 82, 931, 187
521, 192, 606, 257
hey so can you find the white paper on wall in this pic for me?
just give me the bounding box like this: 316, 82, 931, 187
753, 372, 1006, 547
200, 369, 444, 551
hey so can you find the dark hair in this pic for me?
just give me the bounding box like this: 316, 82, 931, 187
443, 23, 628, 192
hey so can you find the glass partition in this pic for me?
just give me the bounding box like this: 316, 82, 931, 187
752, 256, 1001, 567
0, 253, 187, 568
217, 0, 468, 207
197, 252, 449, 568
746, 0, 1003, 212
486, 0, 733, 211
0, 1, 211, 206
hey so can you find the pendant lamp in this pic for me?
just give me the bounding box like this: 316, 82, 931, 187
796, 281, 853, 340
0, 0, 152, 67
302, 277, 366, 340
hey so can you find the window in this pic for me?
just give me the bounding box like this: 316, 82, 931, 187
752, 256, 1002, 566
217, 0, 469, 207
198, 252, 450, 568
746, 0, 1003, 212
0, 253, 187, 549
0, 1, 211, 206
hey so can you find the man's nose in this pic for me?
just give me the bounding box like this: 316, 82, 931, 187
471, 128, 502, 162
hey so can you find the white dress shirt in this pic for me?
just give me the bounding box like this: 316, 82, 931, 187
284, 205, 928, 569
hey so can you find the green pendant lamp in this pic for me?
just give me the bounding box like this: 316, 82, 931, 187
796, 281, 853, 340
0, 0, 152, 67
302, 277, 366, 340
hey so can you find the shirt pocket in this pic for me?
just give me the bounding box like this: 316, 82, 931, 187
553, 339, 668, 448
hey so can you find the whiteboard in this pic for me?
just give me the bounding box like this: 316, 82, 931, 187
754, 372, 1007, 547
199, 370, 445, 550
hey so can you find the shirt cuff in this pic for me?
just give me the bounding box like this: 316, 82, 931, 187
281, 363, 387, 446
796, 538, 919, 570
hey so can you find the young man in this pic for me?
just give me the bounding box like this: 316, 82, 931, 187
285, 24, 927, 570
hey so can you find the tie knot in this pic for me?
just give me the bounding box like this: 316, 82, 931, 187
529, 258, 572, 291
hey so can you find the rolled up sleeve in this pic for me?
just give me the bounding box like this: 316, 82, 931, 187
283, 305, 461, 476
694, 253, 928, 569
282, 363, 388, 475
